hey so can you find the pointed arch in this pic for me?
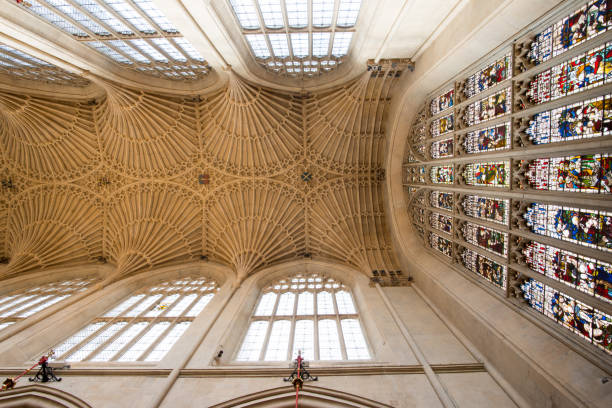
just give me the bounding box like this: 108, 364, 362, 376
0, 385, 92, 408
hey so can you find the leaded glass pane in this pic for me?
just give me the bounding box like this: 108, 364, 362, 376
341, 319, 369, 359
254, 292, 277, 316
52, 322, 106, 359
236, 321, 269, 361
462, 223, 508, 257
246, 34, 271, 58
312, 0, 334, 27
91, 322, 148, 361
104, 295, 145, 317
317, 291, 334, 314
145, 294, 180, 317
276, 292, 295, 316
335, 291, 356, 314
66, 322, 127, 362
318, 319, 342, 360
292, 320, 314, 360
145, 322, 191, 361
464, 161, 509, 187
230, 0, 260, 29
429, 232, 452, 257
264, 320, 291, 360
125, 294, 163, 317
297, 292, 314, 315
186, 294, 214, 317
118, 322, 170, 362
331, 32, 353, 57
258, 0, 284, 28
461, 248, 507, 289
165, 294, 197, 317
286, 0, 307, 28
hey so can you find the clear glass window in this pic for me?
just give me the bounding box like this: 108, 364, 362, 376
46, 276, 218, 363
236, 273, 370, 362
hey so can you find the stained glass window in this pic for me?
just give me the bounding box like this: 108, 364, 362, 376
461, 248, 507, 289
431, 138, 454, 159
526, 154, 611, 193
524, 203, 611, 252
464, 53, 512, 99
0, 277, 97, 330
430, 88, 454, 115
429, 232, 452, 257
461, 222, 508, 257
528, 1, 611, 65
430, 212, 453, 234
464, 122, 510, 154
465, 87, 512, 127
524, 241, 611, 302
47, 276, 218, 362
430, 191, 453, 211
462, 195, 509, 225
521, 278, 611, 354
237, 273, 369, 361
528, 43, 612, 104
431, 114, 454, 137
464, 161, 510, 187
431, 166, 454, 184
526, 94, 611, 144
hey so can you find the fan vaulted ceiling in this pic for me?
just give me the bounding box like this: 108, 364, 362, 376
0, 0, 467, 282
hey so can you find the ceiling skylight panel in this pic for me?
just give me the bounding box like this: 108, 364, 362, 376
290, 33, 308, 58
312, 32, 330, 57
286, 0, 307, 28
230, 0, 260, 29
87, 41, 132, 63
43, 0, 109, 35
172, 38, 205, 61
258, 0, 284, 29
103, 0, 155, 34
133, 0, 178, 33
312, 0, 334, 27
268, 33, 289, 57
108, 40, 150, 63
331, 31, 352, 56
26, 0, 88, 37
129, 39, 167, 62
246, 34, 271, 58
151, 38, 186, 62
0, 45, 52, 67
336, 0, 361, 27
72, 0, 133, 35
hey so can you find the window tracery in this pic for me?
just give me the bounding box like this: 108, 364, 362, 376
47, 276, 218, 362
404, 0, 612, 356
228, 0, 361, 78
0, 277, 97, 331
236, 273, 370, 362
14, 0, 209, 80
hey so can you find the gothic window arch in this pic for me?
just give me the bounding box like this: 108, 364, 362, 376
404, 0, 612, 358
236, 272, 370, 362
0, 277, 98, 332
46, 275, 218, 363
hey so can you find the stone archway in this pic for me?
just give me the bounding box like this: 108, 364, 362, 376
210, 386, 393, 408
0, 385, 92, 408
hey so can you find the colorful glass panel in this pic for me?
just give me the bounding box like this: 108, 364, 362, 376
430, 88, 454, 115
527, 95, 608, 144
430, 166, 454, 184
526, 154, 611, 193
460, 248, 507, 289
431, 138, 454, 159
464, 122, 510, 154
429, 232, 452, 257
430, 212, 452, 234
461, 222, 508, 257
431, 113, 454, 137
528, 43, 612, 104
462, 195, 509, 225
524, 203, 612, 252
465, 87, 511, 126
464, 52, 512, 99
430, 191, 453, 211
524, 241, 612, 302
521, 277, 611, 353
464, 161, 509, 187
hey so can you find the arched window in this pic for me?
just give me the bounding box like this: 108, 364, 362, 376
0, 277, 98, 332
404, 0, 612, 357
48, 276, 218, 362
236, 273, 370, 362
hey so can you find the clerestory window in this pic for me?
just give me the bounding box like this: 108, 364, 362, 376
0, 277, 98, 332
236, 273, 370, 362
46, 276, 218, 362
